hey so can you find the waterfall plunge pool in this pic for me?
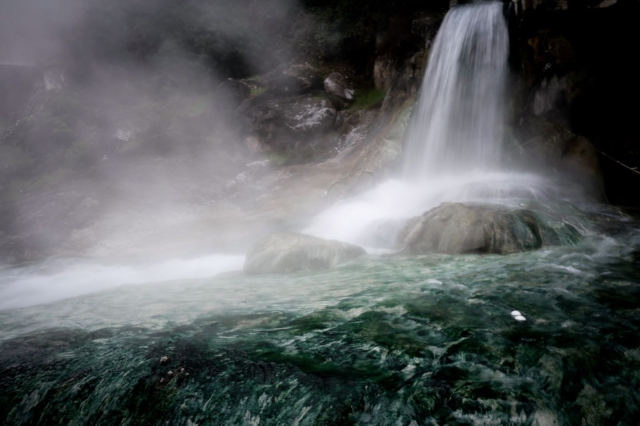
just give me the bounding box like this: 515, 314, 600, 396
1, 224, 639, 424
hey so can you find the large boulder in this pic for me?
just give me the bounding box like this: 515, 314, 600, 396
244, 233, 366, 274
397, 203, 581, 255
324, 73, 355, 110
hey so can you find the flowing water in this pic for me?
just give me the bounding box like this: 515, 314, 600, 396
1, 2, 640, 425
1, 228, 639, 425
403, 2, 509, 178
304, 2, 578, 250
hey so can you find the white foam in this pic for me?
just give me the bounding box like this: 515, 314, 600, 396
0, 254, 245, 311
304, 172, 555, 248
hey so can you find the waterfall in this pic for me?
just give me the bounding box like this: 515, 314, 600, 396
304, 2, 570, 248
403, 2, 509, 179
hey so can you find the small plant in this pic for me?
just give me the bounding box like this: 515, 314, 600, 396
350, 89, 386, 110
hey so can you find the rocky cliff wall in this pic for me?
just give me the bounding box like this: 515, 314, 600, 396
508, 0, 640, 205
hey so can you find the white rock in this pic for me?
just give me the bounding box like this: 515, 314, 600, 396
515, 315, 527, 322
511, 310, 522, 317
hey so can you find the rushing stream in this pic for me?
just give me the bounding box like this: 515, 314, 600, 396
1, 2, 640, 425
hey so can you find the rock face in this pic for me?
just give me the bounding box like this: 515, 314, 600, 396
397, 203, 581, 255
243, 93, 337, 153
216, 79, 251, 110
324, 73, 355, 110
267, 64, 324, 96
374, 55, 396, 91
244, 233, 366, 274
511, 1, 640, 206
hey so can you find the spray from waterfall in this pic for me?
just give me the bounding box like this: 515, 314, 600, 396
305, 2, 565, 248
403, 2, 509, 178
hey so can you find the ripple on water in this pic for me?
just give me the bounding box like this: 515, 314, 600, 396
0, 231, 639, 424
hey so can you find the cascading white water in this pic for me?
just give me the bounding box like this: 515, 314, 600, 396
305, 2, 577, 249
403, 2, 509, 178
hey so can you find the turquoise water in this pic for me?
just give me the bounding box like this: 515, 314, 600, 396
1, 211, 639, 425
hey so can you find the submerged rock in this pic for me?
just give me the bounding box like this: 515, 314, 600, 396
397, 202, 581, 255
244, 233, 366, 274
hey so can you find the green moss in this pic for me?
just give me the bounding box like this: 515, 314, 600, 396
350, 89, 386, 110
249, 87, 266, 99
266, 151, 287, 166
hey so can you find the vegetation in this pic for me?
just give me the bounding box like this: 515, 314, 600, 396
350, 88, 386, 110
249, 87, 266, 99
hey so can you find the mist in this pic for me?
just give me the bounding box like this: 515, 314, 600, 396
0, 0, 308, 268
1, 1, 640, 423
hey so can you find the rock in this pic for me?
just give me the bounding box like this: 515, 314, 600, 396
216, 79, 251, 110
374, 55, 396, 91
43, 67, 66, 91
244, 233, 366, 274
282, 96, 337, 135
243, 93, 337, 154
533, 76, 564, 116
167, 371, 174, 377
510, 114, 605, 201
324, 73, 355, 110
397, 203, 581, 255
326, 48, 428, 199
160, 356, 169, 364
561, 135, 606, 201
267, 64, 323, 96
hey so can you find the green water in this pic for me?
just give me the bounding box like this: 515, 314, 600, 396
1, 220, 639, 425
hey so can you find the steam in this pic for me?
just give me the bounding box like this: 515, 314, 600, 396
0, 254, 245, 311
0, 0, 85, 65
0, 0, 305, 265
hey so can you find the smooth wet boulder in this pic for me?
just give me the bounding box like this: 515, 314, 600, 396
244, 233, 366, 274
397, 203, 581, 255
